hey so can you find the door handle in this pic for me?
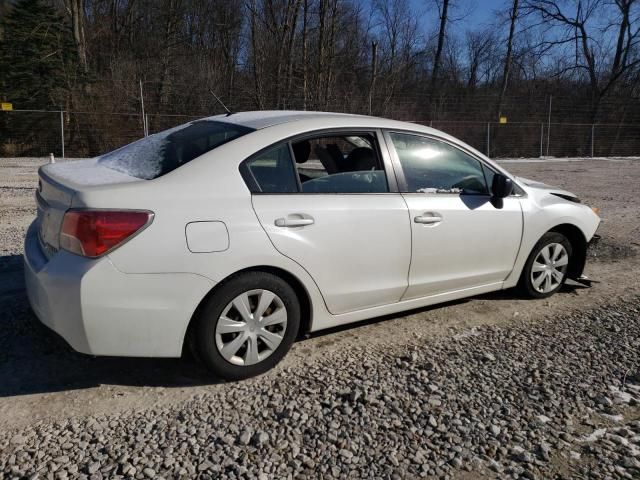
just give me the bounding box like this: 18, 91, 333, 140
414, 213, 443, 225
275, 215, 315, 228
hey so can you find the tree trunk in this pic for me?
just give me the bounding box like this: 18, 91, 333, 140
316, 0, 327, 110
157, 0, 179, 110
496, 0, 518, 119
430, 0, 449, 95
323, 0, 338, 109
301, 0, 309, 109
284, 0, 302, 109
369, 41, 378, 115
249, 0, 264, 109
65, 0, 88, 73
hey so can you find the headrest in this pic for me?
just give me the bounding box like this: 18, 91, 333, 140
292, 140, 311, 163
348, 147, 376, 170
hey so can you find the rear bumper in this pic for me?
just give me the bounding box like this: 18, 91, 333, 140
24, 221, 214, 357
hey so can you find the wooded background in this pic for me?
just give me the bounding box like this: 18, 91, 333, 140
1, 0, 640, 157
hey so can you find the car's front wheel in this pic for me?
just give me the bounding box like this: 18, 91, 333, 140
194, 272, 300, 380
519, 232, 572, 299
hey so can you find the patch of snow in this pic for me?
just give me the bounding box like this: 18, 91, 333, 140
626, 383, 640, 394
43, 158, 140, 187
606, 433, 630, 446
536, 414, 552, 424
600, 413, 625, 422
416, 187, 462, 194
580, 428, 607, 442
609, 385, 634, 404
97, 122, 191, 179
453, 327, 481, 340
569, 451, 581, 460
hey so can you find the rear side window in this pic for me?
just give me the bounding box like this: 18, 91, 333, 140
99, 120, 253, 179
244, 144, 299, 193
293, 133, 388, 193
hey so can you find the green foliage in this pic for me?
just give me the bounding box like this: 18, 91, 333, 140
0, 0, 75, 108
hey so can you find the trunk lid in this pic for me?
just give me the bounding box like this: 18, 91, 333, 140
35, 159, 140, 258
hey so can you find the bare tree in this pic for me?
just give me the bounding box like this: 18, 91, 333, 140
431, 0, 450, 95
301, 0, 309, 109
373, 0, 419, 114
64, 0, 88, 72
497, 0, 520, 118
465, 28, 496, 90
248, 0, 265, 109
524, 0, 640, 121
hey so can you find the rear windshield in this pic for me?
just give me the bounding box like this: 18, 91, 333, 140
98, 119, 254, 179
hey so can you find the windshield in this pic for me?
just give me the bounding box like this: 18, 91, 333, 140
98, 119, 254, 179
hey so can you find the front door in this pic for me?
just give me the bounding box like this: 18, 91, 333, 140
384, 131, 523, 299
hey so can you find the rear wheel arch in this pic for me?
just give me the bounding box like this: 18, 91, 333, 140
182, 265, 313, 357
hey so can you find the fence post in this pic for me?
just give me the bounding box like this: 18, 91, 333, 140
60, 110, 65, 158
540, 123, 544, 158
486, 122, 490, 157
139, 79, 148, 137
591, 124, 595, 157
546, 95, 552, 157
145, 114, 150, 135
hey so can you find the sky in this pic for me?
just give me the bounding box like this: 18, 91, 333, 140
408, 0, 509, 34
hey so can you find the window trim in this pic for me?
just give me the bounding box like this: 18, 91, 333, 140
382, 129, 525, 197
239, 128, 400, 194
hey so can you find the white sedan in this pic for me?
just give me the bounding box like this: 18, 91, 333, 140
24, 111, 600, 379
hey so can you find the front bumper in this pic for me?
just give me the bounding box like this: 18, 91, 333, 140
24, 221, 214, 357
588, 234, 601, 248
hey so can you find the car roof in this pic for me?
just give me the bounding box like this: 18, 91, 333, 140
201, 110, 436, 134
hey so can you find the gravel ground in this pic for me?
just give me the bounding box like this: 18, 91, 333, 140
0, 157, 639, 479
1, 299, 639, 479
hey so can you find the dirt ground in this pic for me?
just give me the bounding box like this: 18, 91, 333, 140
0, 157, 638, 432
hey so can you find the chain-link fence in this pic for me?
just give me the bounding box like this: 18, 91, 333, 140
1, 109, 639, 159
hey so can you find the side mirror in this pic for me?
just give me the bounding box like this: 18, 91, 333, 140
491, 173, 513, 199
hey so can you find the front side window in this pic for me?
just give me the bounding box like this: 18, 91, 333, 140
99, 120, 253, 180
291, 133, 388, 193
389, 132, 489, 195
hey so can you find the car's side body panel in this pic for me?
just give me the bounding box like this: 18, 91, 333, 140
251, 194, 412, 314
400, 194, 523, 299
308, 281, 504, 332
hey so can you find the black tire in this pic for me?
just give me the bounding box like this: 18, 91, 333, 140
194, 271, 300, 380
519, 232, 573, 299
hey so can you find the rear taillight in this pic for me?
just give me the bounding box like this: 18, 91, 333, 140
60, 210, 153, 257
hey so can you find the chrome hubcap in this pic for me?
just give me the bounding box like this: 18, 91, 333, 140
531, 243, 569, 293
215, 289, 287, 366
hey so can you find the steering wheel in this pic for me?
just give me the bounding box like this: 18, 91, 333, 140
452, 175, 485, 193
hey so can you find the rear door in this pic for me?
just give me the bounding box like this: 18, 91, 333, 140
246, 130, 411, 315
384, 131, 523, 299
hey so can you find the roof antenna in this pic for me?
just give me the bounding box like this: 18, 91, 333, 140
209, 90, 233, 116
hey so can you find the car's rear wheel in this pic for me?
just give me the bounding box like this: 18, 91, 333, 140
519, 232, 572, 299
195, 271, 300, 380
